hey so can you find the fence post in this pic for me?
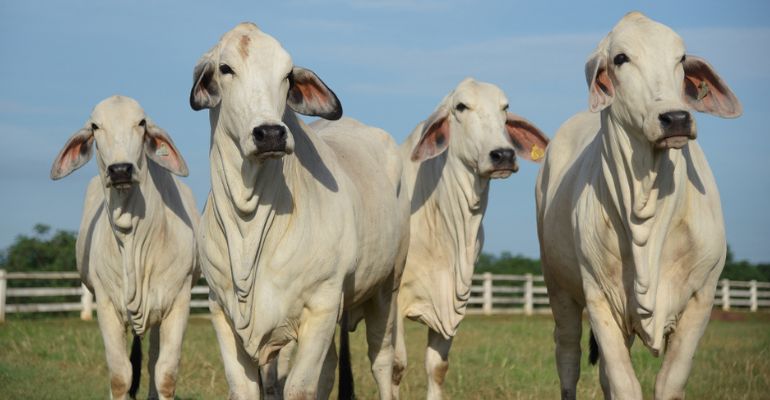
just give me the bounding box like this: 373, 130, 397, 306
721, 279, 730, 311
80, 284, 94, 321
0, 269, 6, 323
524, 273, 534, 316
750, 280, 758, 312
482, 272, 493, 315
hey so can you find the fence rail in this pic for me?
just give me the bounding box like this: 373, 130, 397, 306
1, 269, 769, 322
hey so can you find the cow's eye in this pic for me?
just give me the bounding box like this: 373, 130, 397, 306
219, 64, 234, 75
613, 53, 629, 66
138, 119, 146, 127
680, 55, 686, 63
455, 103, 468, 112
91, 123, 99, 130
502, 104, 509, 111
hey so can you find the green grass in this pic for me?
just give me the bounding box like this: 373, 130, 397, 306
1, 312, 768, 399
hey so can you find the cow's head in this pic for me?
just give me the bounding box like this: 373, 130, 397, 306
189, 22, 342, 162
50, 96, 188, 190
586, 12, 742, 149
411, 78, 548, 179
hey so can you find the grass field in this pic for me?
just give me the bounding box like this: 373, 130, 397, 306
1, 312, 769, 399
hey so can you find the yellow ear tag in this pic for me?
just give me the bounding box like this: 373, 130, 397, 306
530, 145, 545, 161
156, 143, 169, 157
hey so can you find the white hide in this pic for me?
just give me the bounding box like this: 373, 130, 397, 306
536, 12, 741, 400
191, 23, 409, 400
399, 78, 548, 337
395, 78, 548, 399
51, 96, 198, 400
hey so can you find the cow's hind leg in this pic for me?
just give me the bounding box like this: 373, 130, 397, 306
209, 297, 261, 400
95, 296, 133, 400
655, 287, 715, 400
151, 290, 191, 400
549, 288, 584, 400
425, 329, 452, 400
363, 282, 398, 400
391, 307, 407, 400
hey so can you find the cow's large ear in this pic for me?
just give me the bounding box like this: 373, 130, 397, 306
505, 112, 549, 163
50, 126, 95, 180
683, 55, 742, 118
144, 119, 189, 177
585, 51, 614, 112
287, 67, 342, 120
190, 52, 220, 111
411, 106, 450, 162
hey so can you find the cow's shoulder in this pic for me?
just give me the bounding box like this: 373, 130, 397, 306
314, 117, 402, 186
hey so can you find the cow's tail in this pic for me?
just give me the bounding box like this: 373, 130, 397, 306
338, 311, 355, 400
588, 329, 599, 366
129, 334, 142, 398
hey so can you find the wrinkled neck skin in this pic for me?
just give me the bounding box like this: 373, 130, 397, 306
207, 107, 303, 346
101, 160, 165, 335
409, 141, 490, 312
597, 109, 687, 346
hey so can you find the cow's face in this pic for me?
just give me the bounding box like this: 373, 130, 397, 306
586, 12, 742, 149
411, 79, 548, 179
50, 96, 188, 190
190, 23, 342, 163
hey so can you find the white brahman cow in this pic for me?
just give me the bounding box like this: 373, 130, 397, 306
50, 96, 199, 400
536, 12, 742, 400
189, 23, 409, 400
393, 78, 549, 399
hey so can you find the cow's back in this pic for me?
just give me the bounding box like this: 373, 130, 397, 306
313, 117, 410, 306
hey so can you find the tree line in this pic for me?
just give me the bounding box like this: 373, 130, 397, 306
2, 224, 769, 282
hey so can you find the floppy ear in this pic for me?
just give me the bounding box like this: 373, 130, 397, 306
683, 55, 742, 118
190, 53, 220, 111
585, 51, 614, 112
287, 67, 343, 120
411, 106, 450, 162
144, 119, 189, 176
50, 126, 95, 180
506, 112, 549, 163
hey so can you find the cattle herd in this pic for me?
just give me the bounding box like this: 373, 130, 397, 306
49, 11, 742, 400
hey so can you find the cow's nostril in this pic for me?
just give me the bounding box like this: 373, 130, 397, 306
659, 113, 672, 127
253, 127, 265, 141
659, 111, 691, 128
490, 150, 502, 163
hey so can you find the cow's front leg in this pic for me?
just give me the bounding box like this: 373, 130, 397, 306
262, 340, 294, 400
425, 329, 453, 400
209, 296, 261, 400
283, 305, 338, 400
150, 289, 191, 400
654, 285, 716, 400
94, 294, 133, 400
317, 339, 338, 400
586, 296, 642, 400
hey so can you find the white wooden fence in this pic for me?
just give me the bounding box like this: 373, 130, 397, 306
1, 269, 769, 322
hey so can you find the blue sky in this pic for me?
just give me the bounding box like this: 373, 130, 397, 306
1, 1, 768, 262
